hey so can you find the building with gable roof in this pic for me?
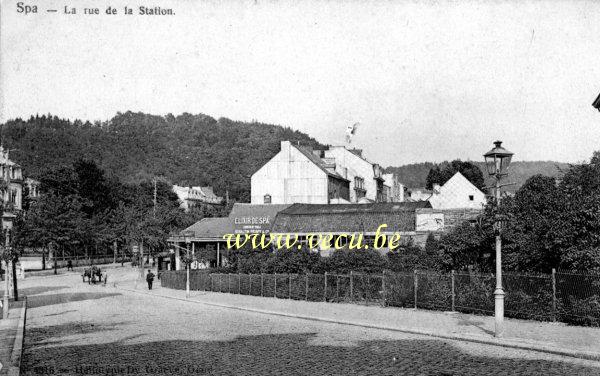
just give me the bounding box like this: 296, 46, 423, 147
250, 141, 350, 204
428, 171, 486, 210
173, 185, 224, 211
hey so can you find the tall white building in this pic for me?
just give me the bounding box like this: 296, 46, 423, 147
250, 141, 350, 204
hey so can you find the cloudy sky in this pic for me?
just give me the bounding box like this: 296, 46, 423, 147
1, 0, 599, 167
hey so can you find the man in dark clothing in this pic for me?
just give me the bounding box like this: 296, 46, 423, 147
67, 260, 73, 271
146, 269, 155, 290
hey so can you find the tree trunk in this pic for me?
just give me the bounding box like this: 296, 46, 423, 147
42, 249, 46, 270
12, 257, 18, 301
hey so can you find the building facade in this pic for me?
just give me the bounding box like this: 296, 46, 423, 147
173, 185, 224, 211
251, 141, 350, 204
382, 173, 405, 202
323, 147, 386, 203
0, 146, 23, 231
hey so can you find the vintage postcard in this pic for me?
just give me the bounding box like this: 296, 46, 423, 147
1, 0, 599, 375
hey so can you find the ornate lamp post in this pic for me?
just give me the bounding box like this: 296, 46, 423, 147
483, 140, 514, 338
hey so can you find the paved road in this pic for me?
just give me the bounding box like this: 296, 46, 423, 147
18, 269, 600, 375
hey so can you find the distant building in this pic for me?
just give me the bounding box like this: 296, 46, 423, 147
0, 146, 23, 231
322, 146, 387, 203
428, 172, 486, 210
382, 173, 405, 202
25, 178, 40, 199
251, 141, 350, 204
173, 185, 224, 211
405, 187, 433, 202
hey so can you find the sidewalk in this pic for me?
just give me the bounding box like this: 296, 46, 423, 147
0, 300, 26, 375
115, 279, 600, 361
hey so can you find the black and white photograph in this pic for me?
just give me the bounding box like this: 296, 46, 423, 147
1, 0, 600, 374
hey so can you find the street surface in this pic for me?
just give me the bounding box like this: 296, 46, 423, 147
17, 267, 600, 375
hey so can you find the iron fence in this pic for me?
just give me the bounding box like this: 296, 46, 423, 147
160, 269, 600, 326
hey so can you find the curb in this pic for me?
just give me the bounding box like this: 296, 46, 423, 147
116, 285, 600, 362
8, 297, 26, 376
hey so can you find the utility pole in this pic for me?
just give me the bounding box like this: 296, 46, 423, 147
153, 178, 157, 219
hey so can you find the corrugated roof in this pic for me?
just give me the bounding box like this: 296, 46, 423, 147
271, 202, 429, 233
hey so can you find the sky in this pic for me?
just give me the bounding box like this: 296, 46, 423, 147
1, 0, 599, 167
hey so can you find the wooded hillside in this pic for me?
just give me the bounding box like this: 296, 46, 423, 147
1, 112, 569, 199
0, 112, 323, 202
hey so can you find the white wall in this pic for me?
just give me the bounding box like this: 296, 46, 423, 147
428, 172, 486, 209
251, 141, 329, 204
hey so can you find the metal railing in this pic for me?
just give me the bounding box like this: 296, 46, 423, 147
160, 269, 600, 326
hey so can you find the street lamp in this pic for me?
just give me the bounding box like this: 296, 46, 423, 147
181, 230, 195, 299
483, 140, 514, 338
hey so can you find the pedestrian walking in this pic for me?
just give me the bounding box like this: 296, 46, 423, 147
146, 269, 155, 290
67, 260, 73, 271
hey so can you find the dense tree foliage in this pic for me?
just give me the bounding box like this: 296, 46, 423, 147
14, 160, 222, 262
0, 112, 323, 202
425, 160, 485, 191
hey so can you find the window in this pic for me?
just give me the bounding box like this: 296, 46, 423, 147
264, 194, 271, 204
354, 177, 365, 190
469, 195, 474, 201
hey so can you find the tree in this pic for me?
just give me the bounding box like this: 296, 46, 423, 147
436, 150, 600, 273
324, 248, 386, 274
22, 192, 88, 272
